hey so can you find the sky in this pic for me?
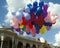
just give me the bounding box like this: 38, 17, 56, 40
0, 0, 60, 46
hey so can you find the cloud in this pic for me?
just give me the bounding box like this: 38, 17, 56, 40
5, 0, 36, 24
53, 31, 60, 46
5, 0, 26, 24
48, 2, 60, 28
6, 0, 26, 11
0, 26, 3, 28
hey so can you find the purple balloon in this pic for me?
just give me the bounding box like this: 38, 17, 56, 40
15, 28, 21, 32
43, 4, 48, 11
42, 10, 47, 18
19, 31, 23, 34
36, 30, 39, 34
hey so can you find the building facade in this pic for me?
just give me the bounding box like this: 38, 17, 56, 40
0, 28, 51, 48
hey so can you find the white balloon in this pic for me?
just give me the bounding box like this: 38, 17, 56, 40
23, 12, 31, 20
16, 11, 24, 20
18, 8, 23, 12
24, 6, 30, 13
10, 20, 15, 26
11, 10, 16, 16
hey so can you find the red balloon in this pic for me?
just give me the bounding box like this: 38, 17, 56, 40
22, 17, 27, 25
29, 12, 35, 22
34, 16, 44, 27
25, 25, 30, 32
29, 24, 33, 29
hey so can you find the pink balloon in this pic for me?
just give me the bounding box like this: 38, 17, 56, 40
46, 26, 51, 30
44, 12, 58, 24
30, 26, 36, 37
13, 25, 19, 29
50, 14, 58, 24
25, 25, 30, 33
11, 16, 20, 29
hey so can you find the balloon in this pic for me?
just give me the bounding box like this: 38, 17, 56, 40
44, 22, 52, 27
39, 1, 44, 7
29, 24, 33, 29
19, 31, 23, 35
18, 8, 23, 12
46, 26, 51, 30
27, 3, 32, 9
30, 30, 36, 37
13, 25, 19, 29
10, 20, 15, 26
26, 32, 30, 35
33, 1, 38, 7
41, 4, 48, 18
34, 16, 44, 27
16, 11, 23, 20
50, 14, 58, 24
34, 23, 41, 30
24, 6, 30, 13
44, 12, 58, 23
36, 7, 42, 16
11, 16, 20, 28
22, 17, 27, 25
22, 26, 26, 31
30, 25, 36, 37
23, 12, 31, 20
36, 30, 39, 34
15, 28, 21, 32
19, 24, 24, 28
25, 25, 30, 32
40, 25, 46, 34
11, 11, 16, 16
43, 4, 48, 11
10, 1, 58, 37
31, 7, 37, 13
30, 1, 38, 13
42, 10, 47, 18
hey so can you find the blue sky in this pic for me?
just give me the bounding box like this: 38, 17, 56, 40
0, 0, 60, 45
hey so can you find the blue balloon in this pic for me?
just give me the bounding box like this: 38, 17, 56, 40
30, 7, 37, 13
44, 22, 52, 26
26, 32, 30, 35
36, 7, 42, 16
34, 23, 41, 30
30, 1, 38, 13
36, 30, 39, 34
33, 1, 38, 7
27, 3, 32, 8
19, 31, 23, 35
39, 1, 44, 7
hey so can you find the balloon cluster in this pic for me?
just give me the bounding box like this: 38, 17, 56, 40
10, 1, 58, 37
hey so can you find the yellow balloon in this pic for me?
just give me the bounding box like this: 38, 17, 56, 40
20, 24, 24, 28
40, 25, 46, 34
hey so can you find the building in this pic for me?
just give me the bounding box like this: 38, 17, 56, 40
0, 27, 51, 48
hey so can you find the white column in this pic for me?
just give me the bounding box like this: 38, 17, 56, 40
15, 39, 18, 48
30, 43, 33, 48
12, 37, 14, 48
1, 35, 4, 48
23, 42, 26, 48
